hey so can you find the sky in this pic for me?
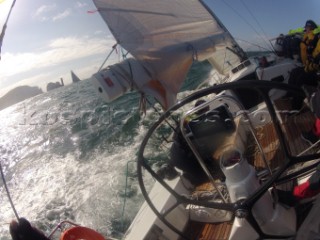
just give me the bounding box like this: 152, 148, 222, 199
0, 0, 319, 97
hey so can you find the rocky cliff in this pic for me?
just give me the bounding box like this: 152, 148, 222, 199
0, 86, 43, 110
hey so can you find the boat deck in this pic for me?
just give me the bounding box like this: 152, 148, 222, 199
184, 220, 233, 240
181, 100, 320, 240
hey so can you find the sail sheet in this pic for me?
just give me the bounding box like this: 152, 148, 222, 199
93, 0, 245, 108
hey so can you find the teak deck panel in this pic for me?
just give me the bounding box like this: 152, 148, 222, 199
184, 221, 233, 240
182, 101, 319, 240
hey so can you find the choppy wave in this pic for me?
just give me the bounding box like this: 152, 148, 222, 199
0, 61, 212, 239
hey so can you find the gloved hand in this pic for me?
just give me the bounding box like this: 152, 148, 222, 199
314, 54, 320, 65
309, 164, 320, 190
277, 189, 297, 207
9, 218, 50, 240
304, 57, 320, 72
307, 45, 314, 55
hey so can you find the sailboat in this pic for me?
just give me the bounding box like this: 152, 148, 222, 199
71, 70, 81, 83
89, 0, 320, 239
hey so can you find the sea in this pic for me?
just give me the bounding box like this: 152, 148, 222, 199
0, 61, 213, 239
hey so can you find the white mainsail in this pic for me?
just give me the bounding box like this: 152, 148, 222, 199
93, 0, 246, 109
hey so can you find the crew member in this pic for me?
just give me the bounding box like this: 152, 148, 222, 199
300, 20, 318, 66
286, 20, 320, 110
304, 26, 320, 73
301, 86, 320, 145
278, 164, 320, 207
9, 218, 50, 240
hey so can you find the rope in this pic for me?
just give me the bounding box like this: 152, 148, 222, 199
98, 43, 118, 72
0, 0, 17, 61
144, 96, 179, 131
139, 93, 147, 115
120, 160, 136, 231
235, 37, 272, 52
239, 0, 273, 51
0, 161, 19, 220
118, 99, 178, 230
221, 0, 273, 52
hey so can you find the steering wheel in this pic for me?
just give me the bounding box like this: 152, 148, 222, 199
137, 80, 320, 240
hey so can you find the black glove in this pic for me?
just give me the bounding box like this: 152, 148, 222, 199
314, 54, 320, 65
307, 45, 314, 55
277, 189, 297, 207
9, 218, 50, 240
309, 164, 320, 190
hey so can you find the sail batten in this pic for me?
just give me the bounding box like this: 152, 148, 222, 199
93, 0, 245, 108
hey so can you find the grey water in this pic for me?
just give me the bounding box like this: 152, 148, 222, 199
0, 61, 212, 239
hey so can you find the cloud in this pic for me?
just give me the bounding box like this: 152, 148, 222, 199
0, 35, 115, 80
76, 2, 88, 8
34, 4, 71, 22
52, 9, 71, 22
35, 4, 56, 16
94, 30, 104, 35
0, 0, 13, 24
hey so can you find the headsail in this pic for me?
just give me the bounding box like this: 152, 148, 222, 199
92, 0, 246, 109
71, 70, 81, 83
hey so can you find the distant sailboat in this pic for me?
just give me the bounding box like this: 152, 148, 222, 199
71, 70, 81, 83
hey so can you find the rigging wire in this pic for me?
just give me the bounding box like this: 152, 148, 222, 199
235, 37, 272, 52
239, 0, 274, 51
0, 160, 19, 221
144, 96, 178, 130
98, 43, 118, 72
220, 0, 273, 52
0, 0, 17, 61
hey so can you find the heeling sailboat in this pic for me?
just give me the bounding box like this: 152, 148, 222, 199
91, 0, 247, 109
71, 70, 81, 83
89, 1, 320, 240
